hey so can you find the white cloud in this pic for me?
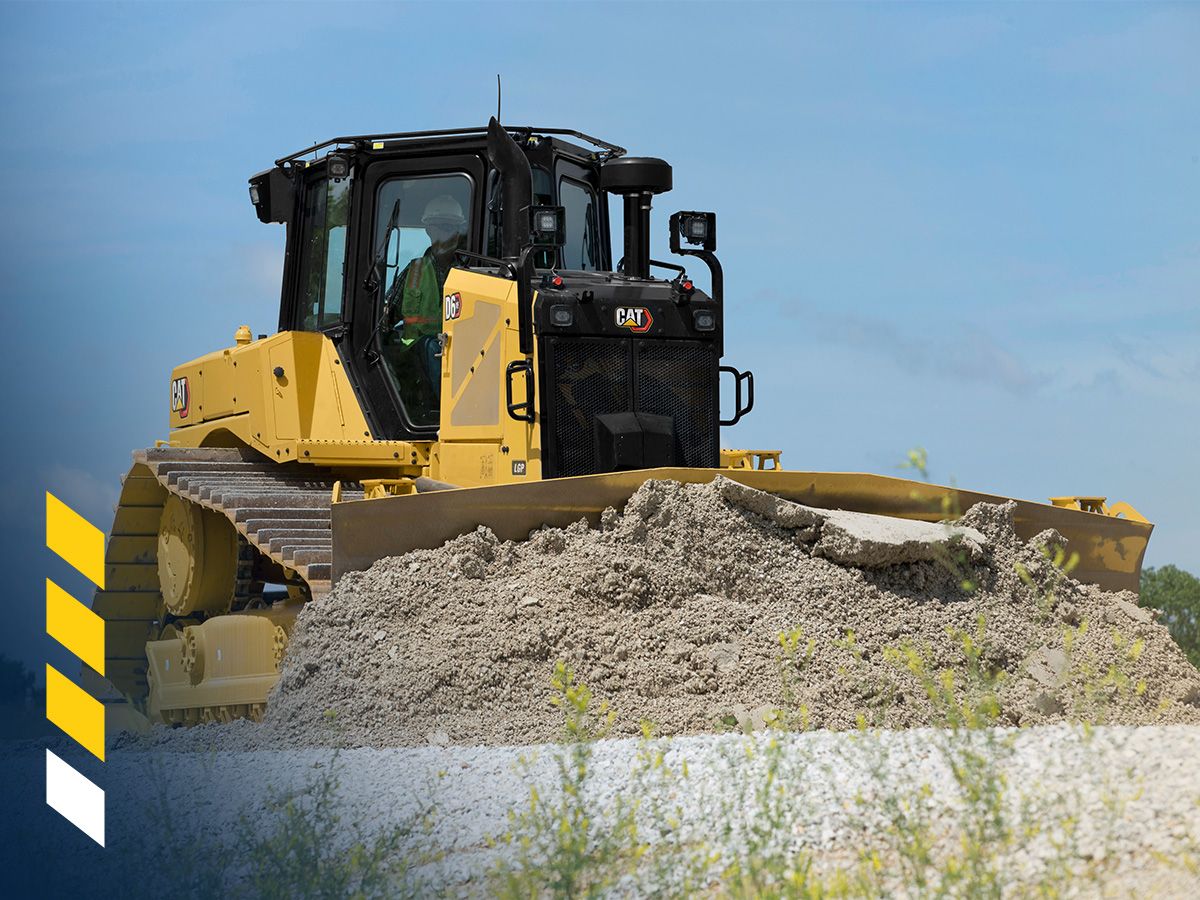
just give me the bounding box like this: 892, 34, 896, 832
778, 304, 1045, 396
1043, 9, 1200, 95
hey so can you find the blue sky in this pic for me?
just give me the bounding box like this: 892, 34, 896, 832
0, 1, 1197, 678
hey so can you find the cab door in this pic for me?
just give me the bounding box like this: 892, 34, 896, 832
344, 152, 486, 440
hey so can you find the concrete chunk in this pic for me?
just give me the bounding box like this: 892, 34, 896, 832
717, 476, 986, 567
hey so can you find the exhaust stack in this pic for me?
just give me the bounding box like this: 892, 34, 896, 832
486, 117, 533, 259
601, 156, 672, 278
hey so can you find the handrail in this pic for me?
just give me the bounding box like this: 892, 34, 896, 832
276, 126, 626, 167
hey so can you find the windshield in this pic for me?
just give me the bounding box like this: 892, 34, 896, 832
373, 172, 473, 429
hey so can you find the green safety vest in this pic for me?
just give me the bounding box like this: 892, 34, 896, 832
392, 251, 445, 345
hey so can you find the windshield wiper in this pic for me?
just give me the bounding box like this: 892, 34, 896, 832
362, 198, 401, 294
363, 199, 402, 360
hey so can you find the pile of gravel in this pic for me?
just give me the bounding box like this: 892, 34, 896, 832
138, 477, 1200, 750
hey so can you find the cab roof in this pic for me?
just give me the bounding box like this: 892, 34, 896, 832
275, 125, 626, 169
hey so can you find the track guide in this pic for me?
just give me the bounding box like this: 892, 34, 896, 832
90, 447, 362, 702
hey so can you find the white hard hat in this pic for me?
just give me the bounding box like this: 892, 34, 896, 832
421, 194, 466, 227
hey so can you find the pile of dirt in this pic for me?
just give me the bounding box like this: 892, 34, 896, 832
129, 477, 1200, 751
242, 477, 1198, 748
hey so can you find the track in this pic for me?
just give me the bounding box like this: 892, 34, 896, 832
91, 446, 362, 704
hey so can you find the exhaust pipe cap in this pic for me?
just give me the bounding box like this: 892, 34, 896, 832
601, 157, 673, 195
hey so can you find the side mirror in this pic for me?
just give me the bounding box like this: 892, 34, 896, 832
248, 166, 294, 225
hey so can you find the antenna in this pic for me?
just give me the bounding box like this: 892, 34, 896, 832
496, 74, 502, 124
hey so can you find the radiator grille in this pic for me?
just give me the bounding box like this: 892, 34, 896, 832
541, 337, 717, 477
635, 342, 718, 470
544, 339, 630, 477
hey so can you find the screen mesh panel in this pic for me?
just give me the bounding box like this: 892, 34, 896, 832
541, 337, 717, 477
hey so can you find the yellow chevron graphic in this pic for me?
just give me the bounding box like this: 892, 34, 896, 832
46, 492, 106, 589
46, 664, 106, 762
46, 578, 106, 676
44, 492, 109, 844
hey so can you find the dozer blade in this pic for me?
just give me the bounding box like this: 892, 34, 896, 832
332, 468, 1152, 594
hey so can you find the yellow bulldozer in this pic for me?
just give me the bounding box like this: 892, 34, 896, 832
90, 119, 1152, 726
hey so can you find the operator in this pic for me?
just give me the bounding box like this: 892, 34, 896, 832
384, 194, 468, 402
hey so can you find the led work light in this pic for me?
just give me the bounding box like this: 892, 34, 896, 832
327, 154, 351, 180
530, 206, 566, 248
670, 211, 717, 253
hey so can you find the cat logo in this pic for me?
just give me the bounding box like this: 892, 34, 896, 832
444, 291, 463, 321
170, 376, 189, 419
615, 306, 654, 333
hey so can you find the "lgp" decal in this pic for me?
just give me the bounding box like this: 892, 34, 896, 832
615, 306, 654, 333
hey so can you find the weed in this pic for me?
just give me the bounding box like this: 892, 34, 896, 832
1059, 621, 1150, 724
491, 662, 641, 898
882, 616, 1004, 730
142, 752, 428, 899
831, 628, 898, 727
491, 664, 714, 897
775, 626, 817, 731
900, 446, 977, 593
550, 659, 615, 743
142, 752, 227, 899
628, 722, 714, 896
233, 756, 428, 900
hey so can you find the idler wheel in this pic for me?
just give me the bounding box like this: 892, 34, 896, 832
157, 494, 238, 617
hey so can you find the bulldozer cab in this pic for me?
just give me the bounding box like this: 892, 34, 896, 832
250, 120, 741, 475
257, 126, 617, 439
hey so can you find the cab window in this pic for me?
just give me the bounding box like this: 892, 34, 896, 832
373, 172, 473, 429
559, 177, 599, 271
296, 174, 350, 331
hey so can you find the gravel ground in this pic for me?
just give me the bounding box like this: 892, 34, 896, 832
17, 724, 1188, 897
